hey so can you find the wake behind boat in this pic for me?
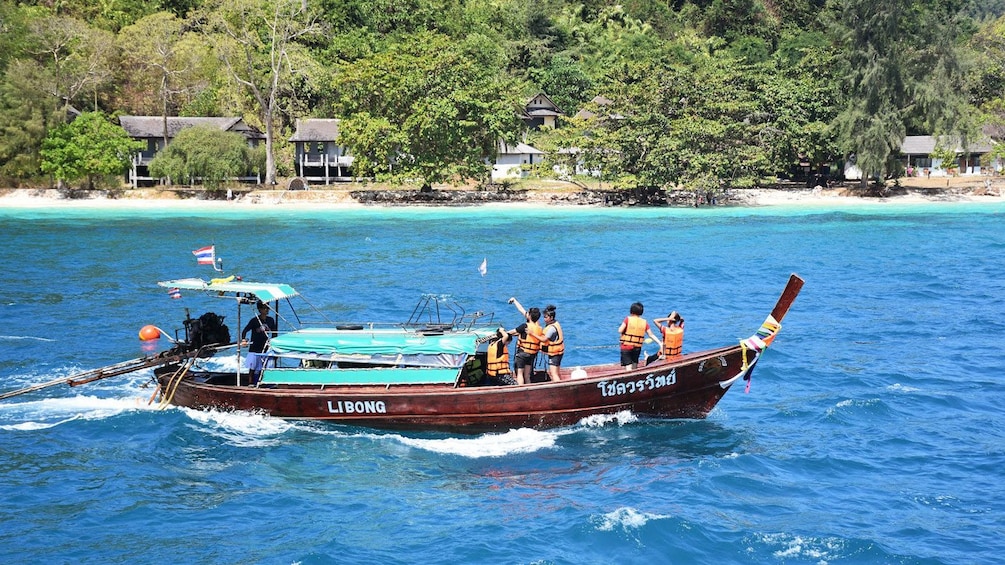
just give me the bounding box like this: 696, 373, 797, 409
0, 274, 803, 434
147, 274, 803, 433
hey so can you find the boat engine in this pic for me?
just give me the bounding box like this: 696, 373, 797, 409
184, 312, 231, 353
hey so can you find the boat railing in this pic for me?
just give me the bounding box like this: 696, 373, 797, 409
283, 293, 494, 334
456, 310, 494, 330
404, 294, 464, 330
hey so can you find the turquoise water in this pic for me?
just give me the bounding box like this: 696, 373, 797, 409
2, 201, 1004, 564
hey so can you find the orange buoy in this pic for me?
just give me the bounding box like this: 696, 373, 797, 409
138, 325, 161, 341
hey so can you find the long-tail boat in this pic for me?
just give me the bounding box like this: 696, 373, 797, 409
1, 275, 802, 433
144, 274, 803, 433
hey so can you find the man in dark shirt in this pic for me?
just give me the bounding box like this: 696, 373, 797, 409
241, 301, 277, 384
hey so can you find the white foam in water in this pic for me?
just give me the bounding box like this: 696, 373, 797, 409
0, 394, 157, 430
760, 532, 844, 563
594, 507, 667, 532
2, 414, 82, 431
0, 334, 56, 342
392, 427, 564, 458
181, 407, 298, 446
577, 410, 639, 428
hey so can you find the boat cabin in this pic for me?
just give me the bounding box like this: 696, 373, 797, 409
157, 279, 498, 388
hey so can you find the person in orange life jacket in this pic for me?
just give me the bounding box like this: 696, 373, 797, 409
506, 297, 544, 385
485, 328, 517, 386
617, 301, 661, 371
652, 310, 685, 360
241, 301, 277, 385
538, 304, 564, 382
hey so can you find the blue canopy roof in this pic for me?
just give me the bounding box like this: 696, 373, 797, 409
268, 327, 496, 356
158, 278, 299, 302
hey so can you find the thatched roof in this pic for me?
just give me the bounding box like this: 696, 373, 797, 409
288, 119, 342, 142
118, 116, 264, 140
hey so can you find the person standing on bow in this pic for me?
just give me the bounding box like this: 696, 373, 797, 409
507, 298, 544, 385
241, 301, 277, 385
618, 301, 661, 371
538, 304, 564, 382
652, 310, 685, 361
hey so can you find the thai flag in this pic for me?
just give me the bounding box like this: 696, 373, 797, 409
193, 245, 215, 265
168, 287, 181, 299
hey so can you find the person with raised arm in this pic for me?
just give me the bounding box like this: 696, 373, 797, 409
652, 310, 685, 361
507, 297, 544, 385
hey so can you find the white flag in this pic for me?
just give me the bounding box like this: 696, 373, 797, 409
478, 258, 487, 276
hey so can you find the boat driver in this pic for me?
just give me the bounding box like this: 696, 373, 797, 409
241, 301, 277, 385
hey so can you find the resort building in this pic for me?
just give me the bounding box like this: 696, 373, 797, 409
898, 135, 998, 177
844, 135, 1000, 180
287, 119, 355, 186
523, 92, 563, 130
118, 116, 264, 187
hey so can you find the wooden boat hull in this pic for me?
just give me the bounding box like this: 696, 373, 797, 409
151, 274, 803, 433
154, 344, 757, 433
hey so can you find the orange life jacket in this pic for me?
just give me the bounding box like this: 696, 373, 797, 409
620, 316, 646, 348
486, 341, 511, 378
518, 321, 543, 354
662, 326, 683, 359
542, 321, 564, 356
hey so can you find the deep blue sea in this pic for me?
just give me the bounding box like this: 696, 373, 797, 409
2, 201, 1004, 564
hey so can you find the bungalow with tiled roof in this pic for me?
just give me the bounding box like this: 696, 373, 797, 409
844, 135, 1000, 180
118, 116, 265, 187
573, 95, 615, 121
493, 141, 545, 180
288, 118, 354, 186
523, 93, 563, 130
898, 135, 998, 176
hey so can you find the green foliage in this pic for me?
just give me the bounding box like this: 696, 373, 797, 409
530, 55, 593, 115
0, 3, 30, 72
827, 0, 971, 181
40, 112, 142, 188
198, 0, 322, 184
0, 61, 51, 178
148, 126, 256, 188
930, 145, 958, 170
39, 0, 160, 31
575, 43, 774, 191
332, 31, 524, 185
0, 0, 999, 191
116, 12, 212, 117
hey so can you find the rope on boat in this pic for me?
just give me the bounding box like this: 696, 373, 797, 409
157, 355, 197, 410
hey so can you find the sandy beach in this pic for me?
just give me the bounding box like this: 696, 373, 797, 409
1, 176, 1002, 210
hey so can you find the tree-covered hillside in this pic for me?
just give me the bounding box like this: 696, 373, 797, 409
1, 0, 1003, 190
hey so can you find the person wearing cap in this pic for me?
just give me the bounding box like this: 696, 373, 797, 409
241, 301, 277, 385
652, 310, 685, 361
485, 328, 516, 386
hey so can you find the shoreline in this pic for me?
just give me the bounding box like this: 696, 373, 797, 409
1, 177, 1002, 210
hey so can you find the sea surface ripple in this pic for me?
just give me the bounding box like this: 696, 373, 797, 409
1, 202, 1003, 564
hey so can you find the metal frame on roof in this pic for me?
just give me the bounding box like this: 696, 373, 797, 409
158, 278, 298, 302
